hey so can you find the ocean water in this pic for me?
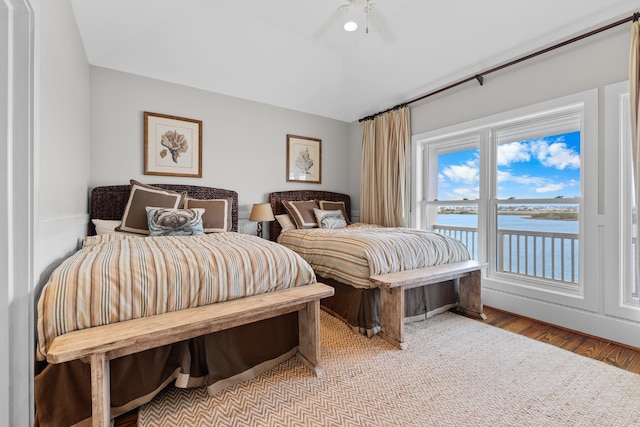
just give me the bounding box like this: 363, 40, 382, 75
437, 213, 579, 233
436, 214, 579, 282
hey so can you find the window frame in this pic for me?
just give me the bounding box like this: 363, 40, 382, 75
603, 80, 640, 321
412, 89, 598, 312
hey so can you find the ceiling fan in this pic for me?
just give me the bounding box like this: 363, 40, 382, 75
312, 0, 394, 42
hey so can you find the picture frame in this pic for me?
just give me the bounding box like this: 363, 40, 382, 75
286, 134, 322, 184
144, 111, 202, 178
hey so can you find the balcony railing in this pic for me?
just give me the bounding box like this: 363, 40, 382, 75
433, 225, 479, 260
433, 225, 579, 285
497, 229, 579, 284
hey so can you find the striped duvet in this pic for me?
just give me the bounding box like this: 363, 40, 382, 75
36, 233, 316, 361
277, 223, 470, 289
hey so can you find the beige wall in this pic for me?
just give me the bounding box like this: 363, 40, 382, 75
348, 24, 631, 216
39, 0, 90, 220
410, 27, 629, 134
89, 67, 350, 213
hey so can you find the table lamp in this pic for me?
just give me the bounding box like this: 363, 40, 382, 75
249, 203, 275, 238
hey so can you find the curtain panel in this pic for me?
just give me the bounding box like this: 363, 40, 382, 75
360, 106, 411, 227
631, 17, 639, 293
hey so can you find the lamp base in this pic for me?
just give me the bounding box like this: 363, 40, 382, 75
256, 222, 263, 238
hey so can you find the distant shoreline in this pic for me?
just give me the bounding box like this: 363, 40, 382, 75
440, 211, 579, 221
525, 212, 578, 221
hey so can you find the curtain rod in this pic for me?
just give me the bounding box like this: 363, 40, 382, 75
359, 12, 640, 123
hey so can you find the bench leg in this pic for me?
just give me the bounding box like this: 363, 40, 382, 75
297, 300, 324, 376
456, 270, 487, 320
90, 353, 111, 427
379, 286, 408, 350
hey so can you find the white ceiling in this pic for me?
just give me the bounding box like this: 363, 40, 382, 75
70, 0, 639, 123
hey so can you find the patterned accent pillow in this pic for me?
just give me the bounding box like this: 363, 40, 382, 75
283, 200, 319, 229
313, 208, 347, 229
183, 197, 233, 233
318, 200, 351, 224
117, 180, 186, 234
145, 207, 205, 236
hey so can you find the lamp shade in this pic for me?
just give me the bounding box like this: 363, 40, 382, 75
249, 203, 275, 222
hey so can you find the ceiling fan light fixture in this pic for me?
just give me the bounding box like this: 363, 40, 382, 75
344, 21, 358, 32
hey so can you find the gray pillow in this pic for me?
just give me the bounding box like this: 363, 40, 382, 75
314, 208, 347, 229
145, 207, 205, 236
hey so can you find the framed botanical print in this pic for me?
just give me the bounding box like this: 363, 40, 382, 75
286, 134, 321, 184
144, 112, 202, 177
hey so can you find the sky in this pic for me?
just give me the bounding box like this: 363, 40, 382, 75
437, 131, 581, 200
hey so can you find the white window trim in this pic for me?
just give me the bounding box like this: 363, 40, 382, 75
603, 80, 640, 321
412, 88, 598, 312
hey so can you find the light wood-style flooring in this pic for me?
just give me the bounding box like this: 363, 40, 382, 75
114, 306, 640, 427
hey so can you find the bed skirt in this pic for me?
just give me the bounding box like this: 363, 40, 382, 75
34, 312, 298, 427
318, 276, 458, 337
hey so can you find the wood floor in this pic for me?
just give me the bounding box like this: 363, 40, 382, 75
114, 306, 640, 427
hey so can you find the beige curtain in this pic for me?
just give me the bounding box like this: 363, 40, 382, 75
632, 16, 639, 200
360, 106, 411, 227
631, 16, 640, 301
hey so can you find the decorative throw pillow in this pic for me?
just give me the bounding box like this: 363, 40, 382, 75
117, 180, 186, 235
318, 200, 351, 224
145, 207, 205, 236
282, 200, 320, 229
275, 214, 296, 231
91, 219, 122, 235
313, 208, 347, 229
183, 197, 233, 233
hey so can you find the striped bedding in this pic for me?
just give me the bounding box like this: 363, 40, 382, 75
277, 223, 470, 289
36, 232, 316, 361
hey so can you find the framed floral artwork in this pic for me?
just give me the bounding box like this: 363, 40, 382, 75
286, 134, 322, 184
144, 112, 202, 177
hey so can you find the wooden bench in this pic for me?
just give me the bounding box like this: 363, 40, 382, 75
370, 260, 488, 350
46, 282, 334, 427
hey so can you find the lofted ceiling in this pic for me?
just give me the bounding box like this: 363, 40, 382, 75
70, 0, 639, 123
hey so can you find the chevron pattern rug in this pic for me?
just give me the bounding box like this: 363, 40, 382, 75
139, 311, 640, 427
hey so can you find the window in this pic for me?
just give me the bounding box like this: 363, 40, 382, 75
492, 116, 581, 290
413, 90, 597, 310
603, 81, 640, 321
417, 134, 481, 259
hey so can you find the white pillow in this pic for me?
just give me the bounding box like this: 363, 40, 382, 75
91, 219, 122, 235
275, 214, 296, 231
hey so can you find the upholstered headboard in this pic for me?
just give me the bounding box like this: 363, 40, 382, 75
90, 184, 239, 235
268, 190, 351, 242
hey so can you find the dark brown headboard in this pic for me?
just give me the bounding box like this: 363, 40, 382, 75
268, 190, 351, 242
90, 184, 239, 235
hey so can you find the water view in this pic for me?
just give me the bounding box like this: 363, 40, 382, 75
437, 212, 579, 233
433, 130, 582, 285
436, 212, 579, 283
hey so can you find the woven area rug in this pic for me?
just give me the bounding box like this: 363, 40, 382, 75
139, 311, 640, 427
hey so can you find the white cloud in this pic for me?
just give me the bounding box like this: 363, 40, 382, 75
442, 160, 478, 184
496, 170, 512, 183
497, 142, 530, 166
530, 139, 580, 170
452, 187, 478, 199
498, 169, 546, 186
535, 183, 565, 193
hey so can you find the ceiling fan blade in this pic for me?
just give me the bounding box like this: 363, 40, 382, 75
366, 4, 395, 43
312, 4, 350, 41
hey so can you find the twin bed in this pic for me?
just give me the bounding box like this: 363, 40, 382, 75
268, 190, 475, 340
34, 183, 480, 427
34, 183, 318, 427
